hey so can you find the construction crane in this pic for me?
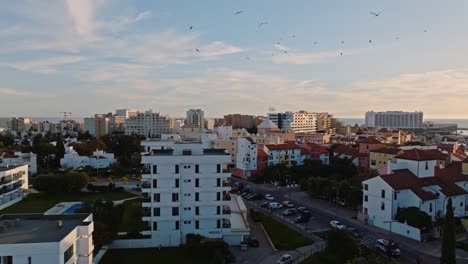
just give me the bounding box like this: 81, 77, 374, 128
59, 112, 72, 121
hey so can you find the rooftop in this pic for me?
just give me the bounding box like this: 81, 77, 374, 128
0, 214, 91, 244
0, 165, 23, 172
369, 147, 401, 155
265, 144, 302, 151
395, 148, 448, 161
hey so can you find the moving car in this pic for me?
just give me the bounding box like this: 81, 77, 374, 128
268, 202, 283, 209
294, 215, 310, 223
282, 201, 294, 208
277, 254, 293, 264
346, 227, 362, 238
375, 239, 401, 257
246, 237, 259, 247
330, 220, 346, 230
265, 194, 274, 200
282, 208, 298, 216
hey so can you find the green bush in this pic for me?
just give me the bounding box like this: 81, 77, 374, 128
396, 207, 432, 229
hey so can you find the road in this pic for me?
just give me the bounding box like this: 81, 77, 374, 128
232, 178, 439, 264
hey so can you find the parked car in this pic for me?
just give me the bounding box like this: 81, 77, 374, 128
294, 215, 310, 223
245, 193, 255, 200
346, 227, 362, 238
330, 220, 346, 230
297, 207, 311, 216
277, 254, 293, 264
241, 191, 250, 197
282, 208, 298, 216
261, 201, 270, 208
246, 237, 259, 247
282, 201, 294, 208
265, 194, 274, 200
268, 202, 283, 209
375, 239, 401, 257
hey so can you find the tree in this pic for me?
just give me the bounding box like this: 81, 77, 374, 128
326, 229, 361, 262
441, 198, 456, 264
395, 207, 432, 229
33, 170, 89, 194
55, 136, 65, 167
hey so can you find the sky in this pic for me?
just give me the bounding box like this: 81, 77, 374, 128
1, 0, 468, 119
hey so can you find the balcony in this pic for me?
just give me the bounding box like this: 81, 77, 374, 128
141, 196, 151, 203
223, 205, 231, 214
223, 219, 231, 228
142, 222, 151, 231
0, 178, 12, 185
142, 209, 151, 217
223, 194, 231, 201
0, 182, 22, 195
222, 181, 230, 187
141, 182, 151, 189
142, 167, 151, 174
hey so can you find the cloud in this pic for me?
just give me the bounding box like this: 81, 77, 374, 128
2, 56, 88, 74
270, 44, 346, 65
0, 88, 54, 98
196, 41, 244, 60
65, 0, 95, 39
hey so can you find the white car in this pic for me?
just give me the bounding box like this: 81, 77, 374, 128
265, 194, 274, 200
268, 202, 283, 209
277, 254, 293, 264
375, 239, 401, 257
330, 220, 346, 230
282, 200, 294, 208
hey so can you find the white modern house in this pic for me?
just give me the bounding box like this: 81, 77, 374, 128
233, 137, 258, 178
0, 213, 94, 264
140, 143, 250, 246
0, 164, 28, 211
362, 149, 468, 240
60, 147, 116, 170
264, 144, 304, 166
0, 151, 37, 175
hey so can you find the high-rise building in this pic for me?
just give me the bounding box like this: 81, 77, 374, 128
140, 143, 249, 246
116, 109, 137, 119
109, 115, 125, 134
94, 114, 109, 138
186, 109, 205, 129
223, 114, 257, 130
83, 118, 96, 136
365, 111, 423, 129
268, 111, 317, 133
125, 110, 173, 138
9, 117, 32, 133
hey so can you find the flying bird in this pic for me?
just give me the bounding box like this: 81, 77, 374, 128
245, 56, 251, 60
284, 51, 287, 53
189, 26, 193, 30
369, 40, 372, 43
424, 29, 428, 33
340, 52, 343, 56
195, 48, 200, 52
370, 11, 383, 17
276, 42, 281, 45
292, 35, 296, 38
341, 41, 344, 44
234, 11, 243, 15
257, 22, 268, 27
314, 42, 318, 45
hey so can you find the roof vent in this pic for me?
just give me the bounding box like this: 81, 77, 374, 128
57, 220, 63, 229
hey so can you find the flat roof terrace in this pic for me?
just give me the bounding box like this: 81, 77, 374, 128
0, 214, 91, 244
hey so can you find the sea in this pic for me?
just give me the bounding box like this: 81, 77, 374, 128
340, 118, 468, 134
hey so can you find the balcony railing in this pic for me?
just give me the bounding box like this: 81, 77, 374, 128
142, 196, 151, 203
141, 182, 151, 189
142, 210, 151, 217
142, 167, 151, 174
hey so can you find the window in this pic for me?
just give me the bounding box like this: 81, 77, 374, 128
364, 207, 368, 215
28, 257, 32, 264
175, 221, 180, 230
429, 203, 433, 213
64, 244, 74, 263
172, 193, 179, 202
217, 206, 221, 215
175, 165, 179, 174
152, 165, 157, 174
381, 202, 385, 211
216, 192, 221, 201
217, 164, 221, 173
216, 178, 221, 187
153, 208, 160, 217
195, 164, 199, 173
461, 202, 464, 207
184, 207, 191, 211
364, 184, 368, 191
381, 189, 385, 198
425, 162, 428, 170
175, 179, 179, 188
195, 178, 199, 187
1, 257, 13, 264
195, 192, 199, 201
153, 221, 158, 231
152, 179, 157, 188
394, 192, 397, 200
195, 206, 199, 215
364, 195, 368, 202
195, 220, 200, 229
172, 207, 179, 216
154, 193, 160, 202
217, 219, 221, 228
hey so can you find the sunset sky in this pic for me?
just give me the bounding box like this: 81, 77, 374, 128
1, 0, 468, 118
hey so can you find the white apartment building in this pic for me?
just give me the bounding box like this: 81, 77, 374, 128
60, 148, 116, 170
116, 109, 137, 119
268, 111, 318, 133
362, 149, 468, 240
186, 109, 205, 129
140, 143, 249, 246
234, 137, 258, 177
0, 165, 28, 211
0, 152, 37, 175
264, 144, 304, 167
125, 110, 173, 138
0, 213, 94, 264
365, 111, 423, 129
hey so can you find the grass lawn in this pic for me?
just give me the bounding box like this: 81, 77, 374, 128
0, 191, 137, 214
118, 199, 142, 232
251, 210, 312, 250
100, 247, 214, 264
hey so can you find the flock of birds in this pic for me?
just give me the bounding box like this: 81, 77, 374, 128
190, 10, 428, 58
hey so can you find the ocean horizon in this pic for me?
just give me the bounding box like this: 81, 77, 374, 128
340, 118, 468, 129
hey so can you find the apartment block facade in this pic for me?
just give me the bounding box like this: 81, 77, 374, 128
0, 165, 28, 211
365, 111, 423, 129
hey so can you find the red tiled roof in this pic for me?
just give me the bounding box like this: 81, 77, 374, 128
438, 143, 455, 152
395, 149, 448, 161
369, 147, 401, 155
257, 149, 268, 157
244, 137, 254, 143
300, 148, 310, 155
334, 145, 359, 157
451, 152, 467, 161
359, 137, 383, 144
265, 144, 302, 151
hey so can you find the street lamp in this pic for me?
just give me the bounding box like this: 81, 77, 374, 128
383, 220, 398, 238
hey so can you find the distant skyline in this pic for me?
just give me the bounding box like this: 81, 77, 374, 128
1, 0, 468, 119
